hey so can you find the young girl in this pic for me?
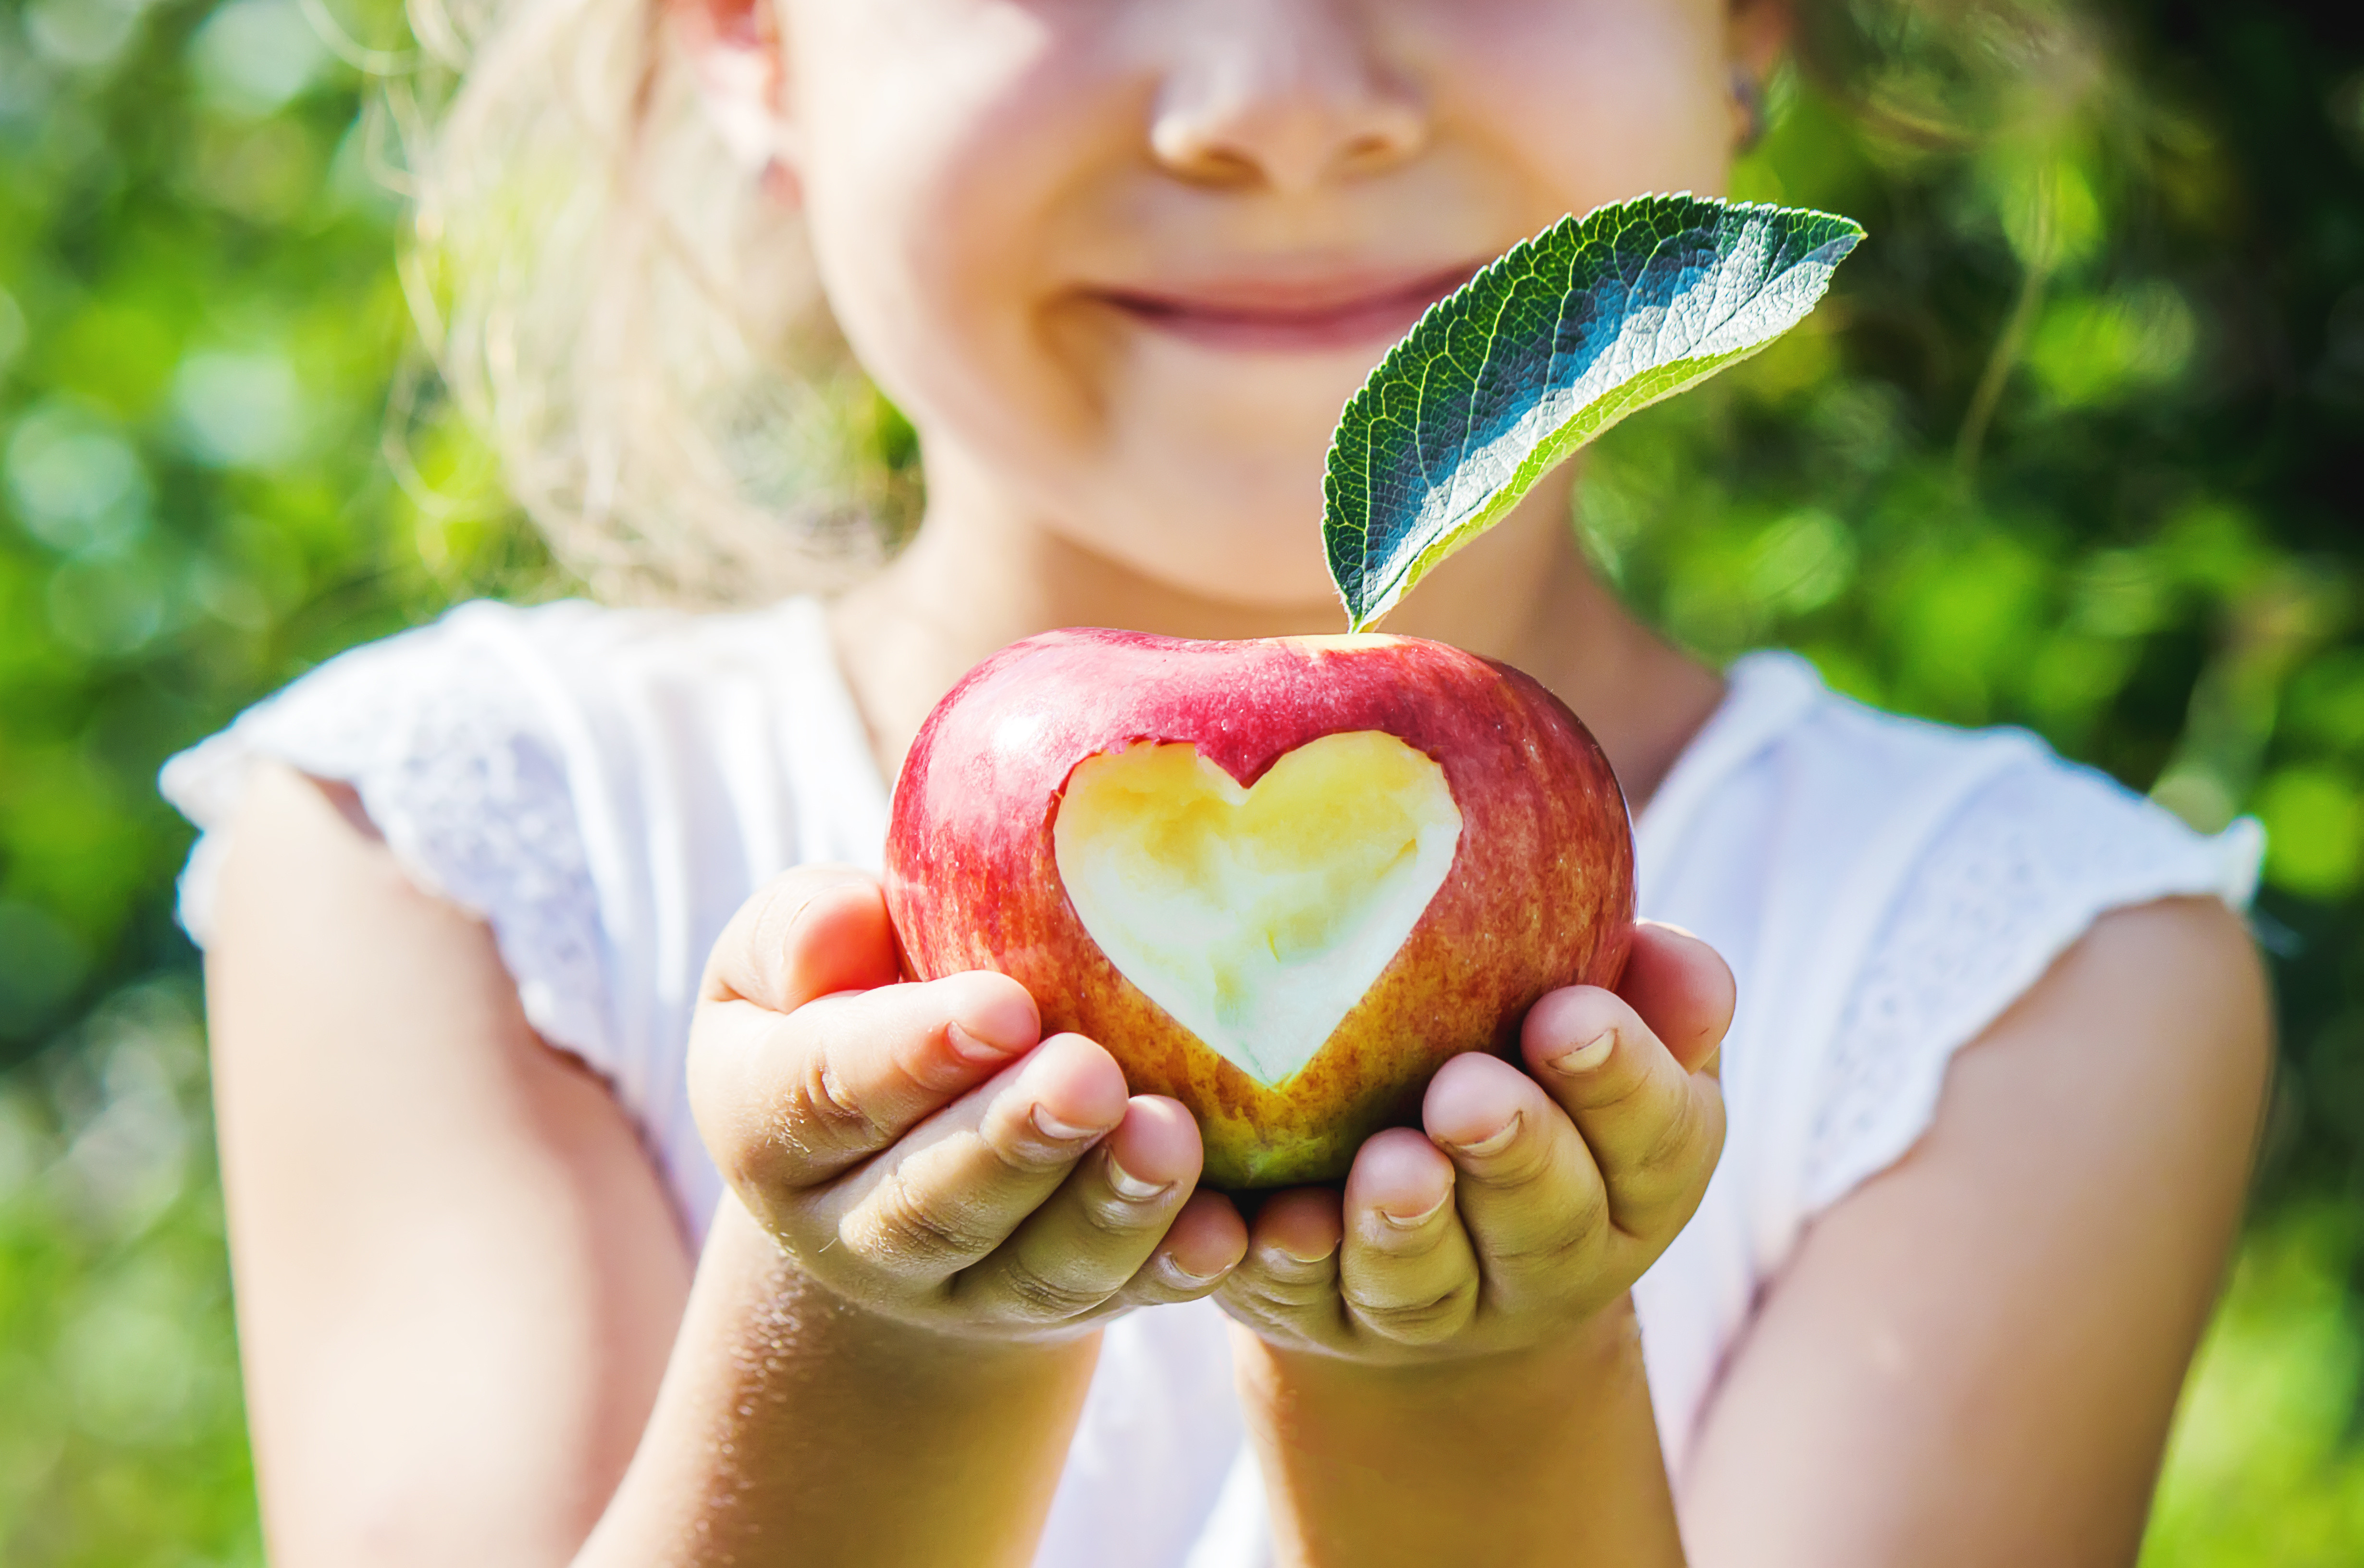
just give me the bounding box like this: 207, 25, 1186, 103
162, 1, 2272, 1563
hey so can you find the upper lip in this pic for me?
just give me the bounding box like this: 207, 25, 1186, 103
1089, 260, 1487, 324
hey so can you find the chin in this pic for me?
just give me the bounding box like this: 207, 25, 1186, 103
1065, 448, 1349, 612
1055, 497, 1341, 611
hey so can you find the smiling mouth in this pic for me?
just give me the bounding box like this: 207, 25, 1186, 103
1094, 262, 1487, 355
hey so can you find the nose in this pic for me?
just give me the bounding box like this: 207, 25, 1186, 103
1148, 0, 1428, 192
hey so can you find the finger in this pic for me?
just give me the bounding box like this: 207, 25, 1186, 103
1423, 1052, 1612, 1310
1337, 1130, 1480, 1346
824, 1034, 1130, 1283
1219, 1188, 1345, 1335
956, 1096, 1209, 1324
1121, 1190, 1250, 1307
1615, 921, 1736, 1072
691, 968, 1042, 1194
702, 867, 900, 1012
1523, 987, 1726, 1236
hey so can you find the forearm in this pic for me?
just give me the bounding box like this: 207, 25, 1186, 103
579, 1196, 1099, 1568
1236, 1298, 1686, 1568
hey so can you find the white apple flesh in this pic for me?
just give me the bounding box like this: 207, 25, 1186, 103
884, 629, 1635, 1188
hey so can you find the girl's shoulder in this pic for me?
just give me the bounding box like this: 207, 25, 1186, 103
1632, 651, 2262, 1471
163, 594, 875, 931
1656, 649, 2260, 1205
1650, 651, 2259, 964
160, 596, 886, 1221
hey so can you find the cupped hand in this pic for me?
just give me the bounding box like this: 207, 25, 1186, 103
1218, 922, 1733, 1363
688, 867, 1247, 1341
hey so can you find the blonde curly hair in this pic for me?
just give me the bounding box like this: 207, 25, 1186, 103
387, 0, 908, 606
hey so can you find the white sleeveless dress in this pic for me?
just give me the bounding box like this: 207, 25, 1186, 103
161, 597, 2261, 1567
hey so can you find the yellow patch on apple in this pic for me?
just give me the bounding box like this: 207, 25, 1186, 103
1053, 732, 1462, 1088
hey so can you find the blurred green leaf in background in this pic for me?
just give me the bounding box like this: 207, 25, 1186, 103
1, 0, 540, 1558
0, 0, 2359, 1561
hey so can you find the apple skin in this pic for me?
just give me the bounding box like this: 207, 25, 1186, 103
883, 629, 1635, 1189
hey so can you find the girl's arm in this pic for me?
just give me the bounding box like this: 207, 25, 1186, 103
1234, 1302, 1683, 1567
576, 865, 1243, 1566
1679, 895, 2269, 1566
210, 765, 1238, 1566
1221, 896, 2266, 1568
207, 764, 691, 1563
572, 1199, 1103, 1568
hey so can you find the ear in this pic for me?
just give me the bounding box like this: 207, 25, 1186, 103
668, 0, 801, 196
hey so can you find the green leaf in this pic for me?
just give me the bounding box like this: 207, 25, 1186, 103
1322, 194, 1865, 630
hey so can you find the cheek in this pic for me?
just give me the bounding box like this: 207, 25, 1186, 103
1430, 0, 1735, 204
786, 3, 1115, 456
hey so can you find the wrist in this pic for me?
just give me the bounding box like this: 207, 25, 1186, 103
1237, 1293, 1645, 1425
588, 1197, 1099, 1568
1231, 1298, 1680, 1568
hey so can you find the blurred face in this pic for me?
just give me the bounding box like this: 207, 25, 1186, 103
754, 0, 1748, 605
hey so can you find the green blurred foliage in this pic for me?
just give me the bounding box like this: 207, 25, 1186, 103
1590, 0, 2364, 1225
0, 1, 536, 1558
0, 981, 254, 1565
0, 0, 2356, 1561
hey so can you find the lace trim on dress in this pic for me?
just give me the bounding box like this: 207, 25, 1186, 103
160, 616, 618, 1077
1800, 758, 2262, 1211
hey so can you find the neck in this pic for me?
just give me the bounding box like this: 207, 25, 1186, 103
829, 469, 1723, 808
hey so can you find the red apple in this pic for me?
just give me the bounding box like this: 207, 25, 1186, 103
883, 630, 1634, 1188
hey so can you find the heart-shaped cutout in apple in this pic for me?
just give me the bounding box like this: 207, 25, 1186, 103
1055, 729, 1463, 1090
885, 629, 1633, 1188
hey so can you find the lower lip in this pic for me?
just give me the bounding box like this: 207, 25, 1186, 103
1100, 273, 1477, 355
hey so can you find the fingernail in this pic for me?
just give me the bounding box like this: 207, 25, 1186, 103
947, 1022, 1021, 1065
1444, 1113, 1522, 1160
1549, 1029, 1616, 1075
1161, 1254, 1227, 1287
1031, 1105, 1104, 1142
1270, 1236, 1339, 1267
1377, 1189, 1452, 1230
1105, 1151, 1173, 1202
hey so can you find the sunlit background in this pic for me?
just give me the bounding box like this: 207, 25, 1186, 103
0, 0, 2359, 1560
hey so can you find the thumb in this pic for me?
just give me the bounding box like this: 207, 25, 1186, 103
1612, 921, 1736, 1073
702, 866, 902, 1014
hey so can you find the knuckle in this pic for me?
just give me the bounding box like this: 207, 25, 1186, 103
1226, 1288, 1318, 1335
1232, 1261, 1334, 1316
1490, 1184, 1612, 1273
1465, 1128, 1560, 1195
1075, 1187, 1166, 1237
1628, 1088, 1706, 1183
1145, 1259, 1227, 1305
850, 1168, 1004, 1269
785, 1050, 891, 1159
1259, 1249, 1340, 1293
1487, 1215, 1601, 1279
984, 1116, 1097, 1177
992, 1257, 1114, 1321
1570, 1057, 1655, 1118
1345, 1280, 1477, 1342
1252, 1276, 1334, 1314
1214, 1290, 1293, 1337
